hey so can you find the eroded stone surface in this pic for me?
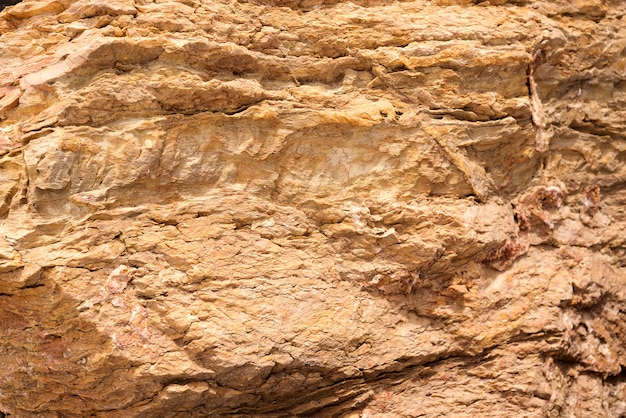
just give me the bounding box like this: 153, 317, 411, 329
0, 0, 625, 416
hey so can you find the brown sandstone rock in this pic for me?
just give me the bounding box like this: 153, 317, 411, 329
0, 0, 625, 416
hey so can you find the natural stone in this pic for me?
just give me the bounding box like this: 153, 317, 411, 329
1, 0, 626, 416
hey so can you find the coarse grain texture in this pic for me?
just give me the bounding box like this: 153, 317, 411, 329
1, 0, 626, 416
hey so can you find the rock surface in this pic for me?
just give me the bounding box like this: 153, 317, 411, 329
1, 0, 626, 416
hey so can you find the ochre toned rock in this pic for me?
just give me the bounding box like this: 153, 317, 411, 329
1, 0, 625, 416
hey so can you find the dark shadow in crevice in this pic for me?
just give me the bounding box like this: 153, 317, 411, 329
0, 0, 21, 12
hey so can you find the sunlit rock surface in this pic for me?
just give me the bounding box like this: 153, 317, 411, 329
1, 0, 626, 416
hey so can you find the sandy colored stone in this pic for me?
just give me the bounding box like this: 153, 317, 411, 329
0, 0, 626, 416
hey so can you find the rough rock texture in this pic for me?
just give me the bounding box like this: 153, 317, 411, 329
1, 0, 625, 416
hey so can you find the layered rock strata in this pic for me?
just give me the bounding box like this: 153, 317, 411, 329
1, 0, 625, 416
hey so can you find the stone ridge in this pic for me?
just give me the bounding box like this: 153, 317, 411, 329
0, 0, 625, 416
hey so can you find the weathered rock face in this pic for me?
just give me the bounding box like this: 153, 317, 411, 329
1, 0, 625, 416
